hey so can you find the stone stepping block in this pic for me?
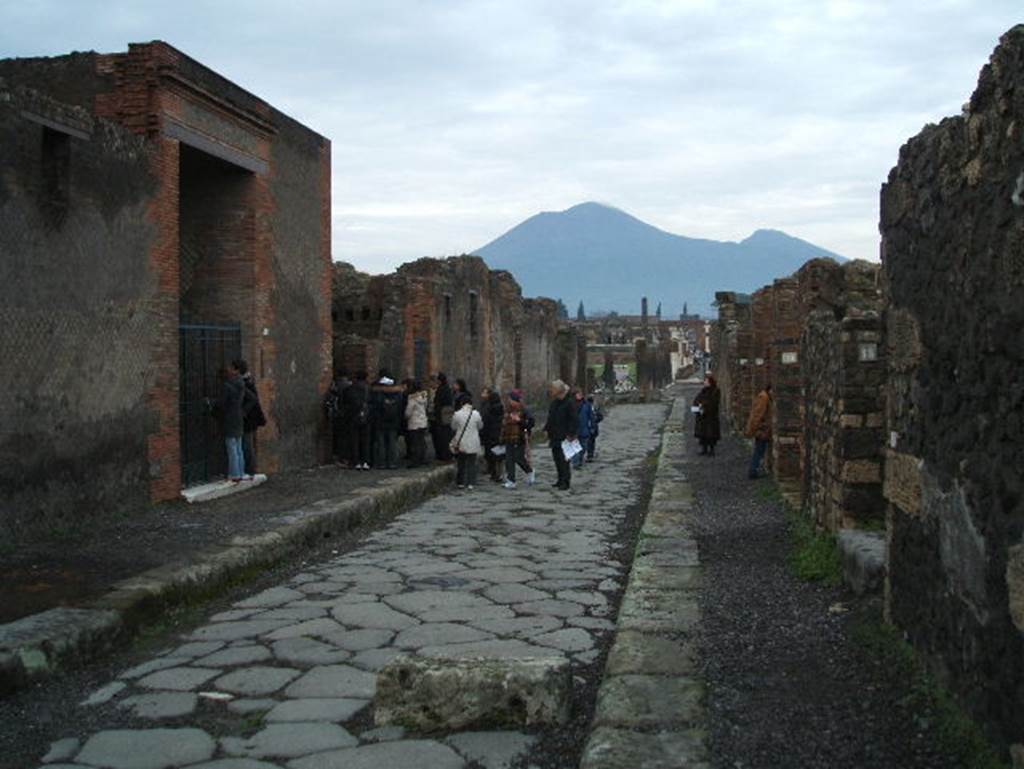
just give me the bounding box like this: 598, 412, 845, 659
136, 667, 222, 692
75, 728, 216, 769
214, 666, 302, 696
272, 637, 351, 666
194, 645, 272, 667
285, 665, 377, 699
119, 692, 198, 719
593, 675, 703, 729
445, 730, 535, 769
393, 622, 494, 650
289, 739, 465, 769
221, 722, 357, 759
375, 654, 570, 731
265, 697, 369, 722
330, 603, 419, 631
579, 726, 708, 769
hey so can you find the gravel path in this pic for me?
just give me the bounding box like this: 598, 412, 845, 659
680, 384, 949, 769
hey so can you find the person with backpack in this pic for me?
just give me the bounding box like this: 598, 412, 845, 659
371, 371, 404, 469
501, 389, 535, 488
404, 379, 429, 468
342, 370, 371, 470
586, 395, 603, 461
480, 386, 505, 483
214, 359, 251, 482
432, 372, 454, 462
449, 392, 483, 489
237, 360, 267, 476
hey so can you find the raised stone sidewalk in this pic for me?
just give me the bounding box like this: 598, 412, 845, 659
0, 465, 455, 694
581, 396, 708, 768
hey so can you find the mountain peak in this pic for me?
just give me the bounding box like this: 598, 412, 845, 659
475, 203, 846, 316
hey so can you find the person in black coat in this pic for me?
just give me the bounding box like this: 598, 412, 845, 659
480, 386, 505, 482
693, 374, 722, 456
342, 371, 371, 470
432, 372, 454, 461
543, 379, 578, 490
371, 371, 404, 469
237, 360, 267, 476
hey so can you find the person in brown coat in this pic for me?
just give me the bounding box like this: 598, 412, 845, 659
693, 374, 721, 456
745, 383, 773, 479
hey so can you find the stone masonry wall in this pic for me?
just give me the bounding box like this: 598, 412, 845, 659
880, 25, 1024, 757
332, 256, 584, 404
801, 261, 885, 531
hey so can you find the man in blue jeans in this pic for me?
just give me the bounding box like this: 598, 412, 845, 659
221, 360, 249, 482
745, 383, 773, 479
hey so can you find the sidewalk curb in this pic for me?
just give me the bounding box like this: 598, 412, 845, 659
580, 396, 710, 768
0, 464, 455, 695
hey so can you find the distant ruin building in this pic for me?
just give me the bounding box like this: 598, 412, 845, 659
332, 255, 581, 401
0, 42, 332, 540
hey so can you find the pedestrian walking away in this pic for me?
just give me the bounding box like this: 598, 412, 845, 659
693, 373, 722, 456
449, 392, 483, 489
238, 359, 267, 475
480, 385, 505, 482
404, 380, 429, 468
501, 389, 535, 488
746, 382, 773, 479
544, 379, 578, 490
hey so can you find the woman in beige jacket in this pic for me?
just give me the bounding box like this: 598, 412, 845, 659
404, 382, 429, 468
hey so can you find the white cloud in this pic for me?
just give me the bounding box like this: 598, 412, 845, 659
2, 0, 1020, 274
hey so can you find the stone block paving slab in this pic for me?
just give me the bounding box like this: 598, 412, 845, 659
32, 403, 668, 769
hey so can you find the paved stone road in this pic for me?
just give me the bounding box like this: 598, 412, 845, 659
33, 404, 665, 769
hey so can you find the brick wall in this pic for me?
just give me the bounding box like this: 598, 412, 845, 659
880, 25, 1024, 758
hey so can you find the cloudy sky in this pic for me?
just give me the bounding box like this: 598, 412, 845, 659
4, 1, 1020, 273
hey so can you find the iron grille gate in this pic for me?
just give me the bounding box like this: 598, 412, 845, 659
179, 323, 242, 487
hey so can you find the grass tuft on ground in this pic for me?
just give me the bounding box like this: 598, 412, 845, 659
783, 498, 843, 585
854, 620, 1009, 769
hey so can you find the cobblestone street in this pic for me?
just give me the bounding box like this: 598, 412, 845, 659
14, 404, 666, 769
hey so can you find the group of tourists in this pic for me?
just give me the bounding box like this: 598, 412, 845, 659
325, 371, 603, 491
691, 373, 773, 479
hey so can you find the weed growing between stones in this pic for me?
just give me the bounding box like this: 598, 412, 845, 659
853, 620, 1008, 769
784, 497, 842, 585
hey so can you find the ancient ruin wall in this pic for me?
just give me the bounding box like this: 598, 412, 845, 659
880, 25, 1024, 755
801, 261, 885, 531
0, 81, 160, 541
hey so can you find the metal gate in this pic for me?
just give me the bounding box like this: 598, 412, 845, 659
179, 323, 242, 487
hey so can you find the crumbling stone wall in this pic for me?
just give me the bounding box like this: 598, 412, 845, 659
801, 261, 885, 531
332, 256, 582, 403
880, 25, 1024, 757
711, 292, 753, 433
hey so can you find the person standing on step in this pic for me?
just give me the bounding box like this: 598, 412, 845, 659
745, 382, 773, 479
449, 392, 483, 489
215, 360, 251, 482
694, 373, 722, 456
238, 359, 267, 476
501, 390, 535, 488
544, 379, 578, 491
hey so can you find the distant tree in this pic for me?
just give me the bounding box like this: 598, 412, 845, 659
683, 301, 689, 317
556, 298, 569, 319
655, 301, 662, 320
576, 301, 586, 321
